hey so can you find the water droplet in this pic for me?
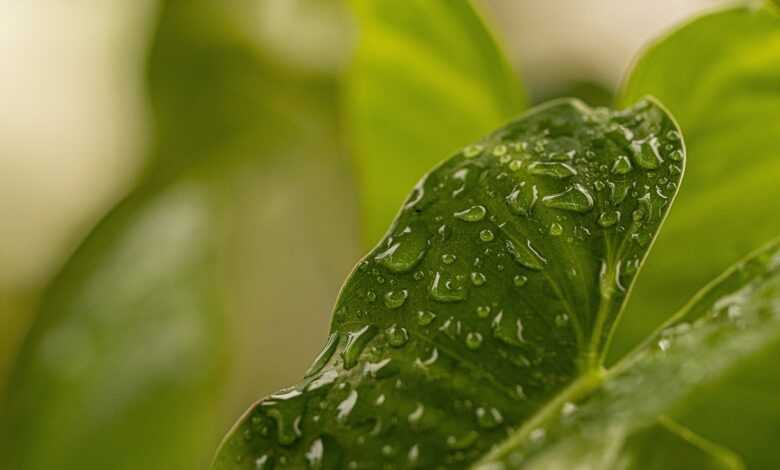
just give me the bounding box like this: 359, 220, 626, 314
476, 305, 492, 318
508, 160, 523, 171
608, 180, 630, 205
470, 271, 487, 286
430, 272, 467, 302
387, 325, 409, 348
492, 144, 508, 156
363, 358, 396, 379
442, 253, 456, 264
492, 311, 525, 346
611, 155, 633, 175
513, 275, 528, 287
384, 289, 408, 309
447, 430, 479, 450
597, 210, 620, 228
454, 205, 487, 222
476, 407, 503, 429
527, 161, 577, 178
542, 184, 594, 213
381, 445, 396, 458
555, 314, 569, 327
304, 332, 340, 378
631, 137, 662, 169
479, 229, 495, 242
549, 223, 563, 236
666, 129, 681, 141
463, 144, 484, 158
561, 402, 578, 418
375, 225, 429, 273
341, 325, 378, 369
506, 239, 546, 271
657, 338, 671, 352
416, 310, 436, 326
505, 184, 539, 217
366, 290, 376, 303
337, 390, 358, 422
408, 403, 425, 425
466, 331, 484, 350
408, 445, 420, 464
439, 316, 462, 340
264, 403, 303, 446
306, 438, 324, 469
529, 428, 546, 445
255, 455, 273, 470
669, 149, 684, 162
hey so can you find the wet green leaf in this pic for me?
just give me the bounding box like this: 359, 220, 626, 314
613, 3, 780, 360
478, 239, 780, 469
213, 98, 686, 469
347, 0, 526, 246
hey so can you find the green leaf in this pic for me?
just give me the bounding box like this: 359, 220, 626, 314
0, 2, 350, 469
477, 238, 780, 469
212, 98, 686, 469
347, 0, 526, 246
612, 3, 780, 360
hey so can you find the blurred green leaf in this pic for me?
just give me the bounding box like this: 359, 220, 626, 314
612, 3, 780, 360
213, 98, 685, 469
347, 0, 526, 245
0, 1, 353, 469
479, 240, 780, 469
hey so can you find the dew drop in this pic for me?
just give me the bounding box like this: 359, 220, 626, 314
479, 229, 495, 242
304, 332, 340, 378
306, 438, 324, 469
375, 225, 429, 273
416, 310, 436, 326
611, 155, 633, 175
341, 325, 378, 369
408, 403, 425, 425
447, 430, 479, 450
454, 205, 487, 222
505, 184, 539, 217
527, 161, 577, 178
597, 210, 620, 228
492, 144, 508, 156
463, 144, 484, 158
508, 160, 523, 171
631, 137, 662, 169
386, 324, 409, 348
549, 223, 563, 236
541, 184, 594, 213
476, 407, 504, 429
442, 253, 456, 265
384, 289, 408, 309
466, 331, 483, 350
506, 239, 546, 271
470, 271, 487, 286
439, 316, 461, 340
337, 390, 358, 422
477, 305, 492, 318
669, 149, 684, 162
430, 272, 467, 302
513, 275, 528, 287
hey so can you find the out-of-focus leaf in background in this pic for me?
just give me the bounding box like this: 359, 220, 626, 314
0, 0, 358, 469
611, 3, 780, 358
347, 0, 526, 246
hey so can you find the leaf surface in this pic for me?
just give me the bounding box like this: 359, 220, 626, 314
213, 98, 686, 469
347, 0, 526, 245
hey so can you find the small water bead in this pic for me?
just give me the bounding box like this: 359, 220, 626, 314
549, 223, 563, 236
555, 313, 570, 327
611, 155, 633, 175
442, 253, 456, 264
594, 180, 605, 191
513, 274, 528, 287
666, 129, 681, 141
304, 332, 340, 378
447, 431, 479, 450
408, 445, 420, 464
476, 407, 504, 429
470, 271, 487, 286
492, 311, 525, 346
430, 272, 467, 302
476, 305, 492, 318
669, 149, 684, 162
413, 270, 424, 281
341, 325, 378, 369
631, 137, 662, 169
381, 445, 396, 458
541, 184, 594, 213
508, 160, 523, 172
439, 316, 462, 339
387, 325, 409, 348
465, 331, 483, 350
454, 205, 487, 222
255, 455, 273, 470
608, 180, 630, 205
336, 390, 358, 422
366, 290, 376, 303
416, 310, 436, 326
597, 210, 620, 228
438, 224, 451, 240
527, 161, 577, 178
505, 183, 539, 217
479, 229, 495, 242
375, 225, 430, 274
306, 438, 324, 469
492, 144, 508, 156
384, 289, 408, 309
463, 144, 484, 158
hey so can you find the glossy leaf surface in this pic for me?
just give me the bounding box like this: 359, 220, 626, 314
213, 98, 686, 469
347, 0, 526, 245
478, 239, 780, 469
613, 3, 780, 359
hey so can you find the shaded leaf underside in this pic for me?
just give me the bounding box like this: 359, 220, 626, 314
213, 98, 686, 469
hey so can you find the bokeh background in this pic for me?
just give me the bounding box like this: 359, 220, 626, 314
0, 0, 729, 468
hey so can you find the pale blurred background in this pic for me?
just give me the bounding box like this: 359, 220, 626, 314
0, 0, 727, 421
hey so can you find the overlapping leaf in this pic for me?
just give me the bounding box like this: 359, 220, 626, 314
347, 0, 526, 245
213, 98, 686, 469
